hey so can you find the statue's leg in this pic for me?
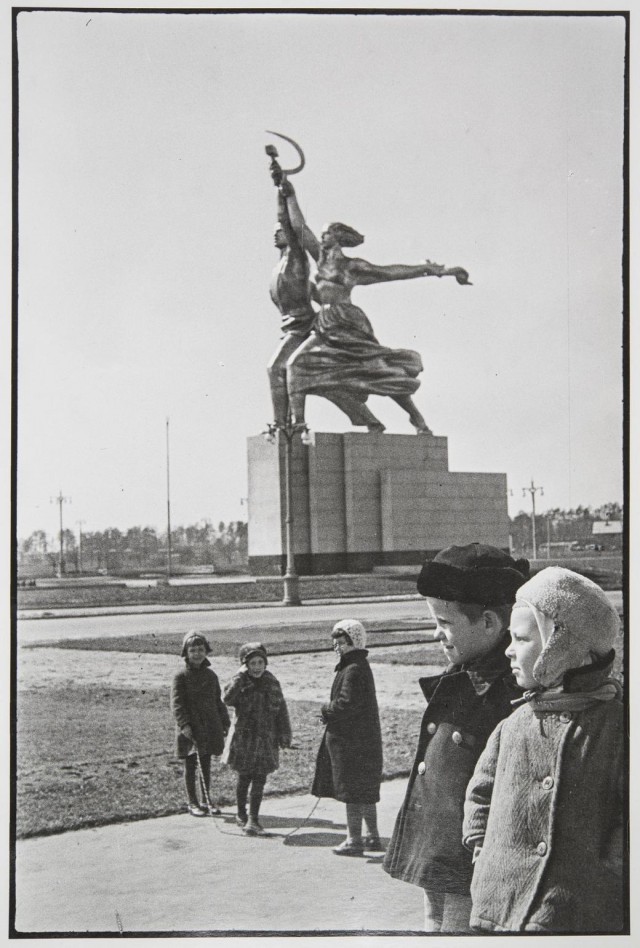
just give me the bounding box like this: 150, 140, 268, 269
267, 333, 307, 426
324, 392, 385, 432
391, 395, 433, 435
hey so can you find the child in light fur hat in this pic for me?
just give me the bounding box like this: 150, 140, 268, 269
462, 568, 624, 934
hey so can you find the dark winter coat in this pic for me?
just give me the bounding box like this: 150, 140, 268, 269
171, 658, 230, 758
312, 649, 383, 804
382, 635, 520, 894
463, 659, 624, 934
222, 669, 292, 775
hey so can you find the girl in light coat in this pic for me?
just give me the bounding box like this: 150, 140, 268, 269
463, 568, 624, 934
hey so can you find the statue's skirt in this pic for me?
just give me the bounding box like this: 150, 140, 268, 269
287, 302, 423, 400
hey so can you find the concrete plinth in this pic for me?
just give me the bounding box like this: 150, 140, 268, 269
247, 432, 509, 575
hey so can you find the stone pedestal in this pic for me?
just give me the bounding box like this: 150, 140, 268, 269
247, 432, 509, 575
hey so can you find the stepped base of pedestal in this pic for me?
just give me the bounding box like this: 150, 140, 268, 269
247, 431, 509, 576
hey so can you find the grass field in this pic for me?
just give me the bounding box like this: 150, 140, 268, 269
23, 619, 436, 658
17, 556, 622, 611
17, 575, 419, 610
16, 685, 420, 839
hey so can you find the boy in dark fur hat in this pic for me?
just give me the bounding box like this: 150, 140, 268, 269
382, 543, 529, 932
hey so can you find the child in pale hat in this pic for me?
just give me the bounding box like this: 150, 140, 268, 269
463, 567, 624, 933
311, 619, 383, 855
170, 631, 230, 817
383, 543, 529, 932
222, 642, 292, 835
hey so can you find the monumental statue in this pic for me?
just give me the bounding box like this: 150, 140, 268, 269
265, 132, 471, 435
266, 138, 388, 432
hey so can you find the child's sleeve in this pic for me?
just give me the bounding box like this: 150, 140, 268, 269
603, 744, 624, 876
223, 671, 249, 708
322, 667, 366, 723
215, 675, 231, 732
275, 683, 293, 748
170, 672, 190, 731
462, 719, 504, 852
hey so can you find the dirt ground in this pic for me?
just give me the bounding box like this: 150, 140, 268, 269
18, 644, 444, 709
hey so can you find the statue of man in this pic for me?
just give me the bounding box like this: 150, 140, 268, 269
266, 178, 316, 428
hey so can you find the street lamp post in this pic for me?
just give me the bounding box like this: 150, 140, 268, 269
264, 420, 311, 606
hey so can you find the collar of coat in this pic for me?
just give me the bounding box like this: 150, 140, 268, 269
562, 647, 616, 692
335, 648, 369, 672
511, 648, 620, 709
183, 657, 212, 670
419, 632, 516, 701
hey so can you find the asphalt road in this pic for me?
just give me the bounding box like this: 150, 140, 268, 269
17, 590, 622, 646
17, 597, 436, 644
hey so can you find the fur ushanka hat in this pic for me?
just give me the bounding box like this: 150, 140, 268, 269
514, 566, 620, 687
332, 619, 367, 649
417, 543, 530, 606
239, 642, 268, 666
181, 630, 212, 657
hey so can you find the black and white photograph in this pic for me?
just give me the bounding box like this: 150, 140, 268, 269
10, 2, 630, 939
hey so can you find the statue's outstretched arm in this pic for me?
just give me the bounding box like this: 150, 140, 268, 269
281, 180, 321, 262
349, 258, 444, 285
350, 257, 471, 286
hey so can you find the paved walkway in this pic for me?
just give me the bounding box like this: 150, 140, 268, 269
15, 779, 424, 934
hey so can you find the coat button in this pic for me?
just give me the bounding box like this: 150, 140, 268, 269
417, 762, 426, 775
559, 712, 572, 723
427, 722, 437, 735
536, 841, 548, 856
451, 731, 463, 745
542, 776, 554, 790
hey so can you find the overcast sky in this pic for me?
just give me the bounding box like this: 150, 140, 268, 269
15, 8, 626, 539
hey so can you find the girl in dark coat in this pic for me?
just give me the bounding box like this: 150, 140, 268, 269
170, 631, 230, 817
222, 642, 292, 836
312, 620, 383, 855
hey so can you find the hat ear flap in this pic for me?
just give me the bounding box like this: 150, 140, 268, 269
533, 622, 584, 687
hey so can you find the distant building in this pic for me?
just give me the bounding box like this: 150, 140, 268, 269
592, 520, 623, 535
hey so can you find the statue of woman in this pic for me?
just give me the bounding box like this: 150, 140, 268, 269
280, 178, 470, 433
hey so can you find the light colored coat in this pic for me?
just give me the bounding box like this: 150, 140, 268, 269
463, 664, 623, 933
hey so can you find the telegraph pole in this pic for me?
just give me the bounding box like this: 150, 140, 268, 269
76, 520, 85, 573
522, 479, 544, 560
50, 491, 71, 577
166, 417, 172, 581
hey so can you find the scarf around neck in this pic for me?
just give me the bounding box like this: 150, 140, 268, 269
513, 678, 622, 711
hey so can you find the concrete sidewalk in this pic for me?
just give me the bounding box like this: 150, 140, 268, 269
15, 778, 424, 934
